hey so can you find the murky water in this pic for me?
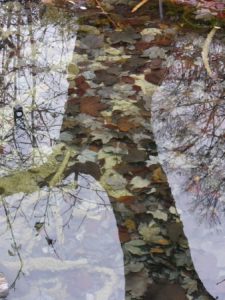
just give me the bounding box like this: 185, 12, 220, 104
0, 2, 125, 299
152, 32, 225, 299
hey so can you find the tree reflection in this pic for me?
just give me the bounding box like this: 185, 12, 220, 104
152, 32, 225, 299
0, 0, 76, 172
152, 33, 225, 226
0, 172, 125, 299
0, 3, 125, 299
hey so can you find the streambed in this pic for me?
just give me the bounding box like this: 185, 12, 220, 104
0, 0, 223, 299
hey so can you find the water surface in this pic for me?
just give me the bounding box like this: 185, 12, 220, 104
0, 2, 125, 299
152, 31, 225, 299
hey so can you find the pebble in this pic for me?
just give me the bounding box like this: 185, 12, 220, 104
0, 273, 9, 298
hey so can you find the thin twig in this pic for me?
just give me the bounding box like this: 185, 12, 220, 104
202, 26, 220, 79
131, 0, 149, 13
94, 0, 121, 30
0, 197, 24, 289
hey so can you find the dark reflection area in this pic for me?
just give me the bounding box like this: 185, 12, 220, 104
152, 32, 225, 299
0, 0, 77, 175
0, 173, 125, 299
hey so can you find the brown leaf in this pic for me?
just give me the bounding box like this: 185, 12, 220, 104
150, 58, 163, 70
75, 76, 90, 96
154, 35, 173, 46
104, 123, 118, 130
167, 222, 184, 243
62, 118, 78, 129
109, 29, 141, 44
117, 116, 140, 132
126, 269, 149, 298
122, 56, 146, 72
145, 69, 167, 85
67, 97, 80, 105
128, 202, 146, 214
75, 75, 88, 87
89, 145, 101, 152
119, 226, 131, 243
152, 167, 167, 183
124, 149, 147, 163
119, 16, 149, 26
133, 85, 142, 93
80, 34, 104, 49
120, 76, 135, 84
68, 88, 76, 95
135, 41, 152, 51
117, 195, 136, 203
80, 96, 108, 116
94, 70, 118, 86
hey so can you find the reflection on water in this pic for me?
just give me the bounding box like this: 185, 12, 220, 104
0, 1, 76, 174
0, 174, 125, 299
152, 32, 225, 299
0, 2, 125, 299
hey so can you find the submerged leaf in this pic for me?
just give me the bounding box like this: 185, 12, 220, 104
152, 167, 167, 183
126, 269, 149, 297
130, 176, 150, 189
109, 29, 141, 44
150, 210, 168, 221
124, 219, 136, 231
125, 240, 147, 255
182, 277, 198, 294
139, 222, 163, 243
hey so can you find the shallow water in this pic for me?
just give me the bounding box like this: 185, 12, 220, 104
0, 1, 222, 299
0, 1, 76, 173
0, 174, 125, 299
0, 2, 125, 299
152, 32, 225, 299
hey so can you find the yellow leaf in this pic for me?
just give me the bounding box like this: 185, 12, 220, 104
155, 238, 170, 245
150, 247, 164, 254
124, 219, 136, 231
